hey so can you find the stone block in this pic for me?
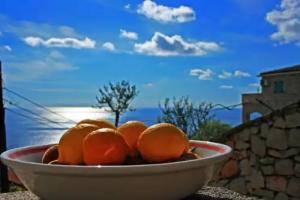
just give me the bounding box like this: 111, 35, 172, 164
248, 168, 264, 189
250, 126, 259, 134
237, 129, 250, 141
235, 140, 250, 150
252, 189, 274, 199
285, 112, 300, 128
295, 156, 300, 162
251, 135, 266, 157
229, 177, 247, 194
250, 152, 258, 167
266, 176, 287, 192
273, 116, 286, 128
287, 178, 300, 197
261, 165, 274, 175
268, 148, 299, 158
221, 159, 239, 178
260, 123, 269, 138
288, 128, 300, 147
240, 159, 251, 176
266, 128, 288, 150
275, 159, 294, 175
235, 150, 248, 160
260, 157, 275, 165
295, 164, 300, 177
274, 192, 289, 200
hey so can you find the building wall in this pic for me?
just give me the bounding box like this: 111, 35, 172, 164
242, 73, 300, 122
211, 104, 300, 200
261, 73, 300, 96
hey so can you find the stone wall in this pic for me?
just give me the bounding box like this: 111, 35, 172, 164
211, 102, 300, 200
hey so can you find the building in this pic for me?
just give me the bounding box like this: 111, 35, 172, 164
242, 64, 300, 122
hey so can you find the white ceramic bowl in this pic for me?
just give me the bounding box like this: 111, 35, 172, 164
1, 140, 231, 200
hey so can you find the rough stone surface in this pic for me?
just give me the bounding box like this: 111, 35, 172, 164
240, 159, 251, 176
252, 189, 274, 199
266, 128, 288, 150
295, 156, 300, 162
229, 177, 247, 194
273, 117, 286, 128
266, 176, 287, 192
237, 129, 250, 141
287, 178, 300, 197
251, 135, 266, 157
260, 157, 275, 165
268, 148, 299, 158
274, 192, 289, 200
0, 187, 262, 200
235, 150, 248, 160
260, 123, 269, 138
221, 159, 239, 178
275, 159, 294, 175
295, 164, 300, 177
288, 128, 300, 147
285, 112, 300, 128
250, 153, 258, 167
261, 165, 274, 175
248, 168, 264, 189
235, 141, 250, 150
250, 126, 259, 134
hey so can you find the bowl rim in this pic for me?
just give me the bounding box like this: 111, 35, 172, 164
0, 140, 232, 175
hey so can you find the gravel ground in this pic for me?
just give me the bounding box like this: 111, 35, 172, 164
0, 187, 260, 200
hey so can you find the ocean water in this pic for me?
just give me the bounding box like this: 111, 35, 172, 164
5, 107, 241, 149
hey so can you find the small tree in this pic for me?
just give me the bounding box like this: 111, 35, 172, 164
95, 81, 139, 127
157, 96, 214, 138
192, 119, 231, 142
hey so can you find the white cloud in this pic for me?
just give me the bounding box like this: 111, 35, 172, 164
218, 71, 232, 79
102, 42, 115, 51
234, 70, 251, 77
124, 4, 131, 9
23, 36, 96, 49
120, 29, 138, 40
137, 0, 195, 23
3, 45, 12, 52
266, 0, 300, 46
220, 85, 233, 89
134, 32, 220, 56
190, 69, 214, 80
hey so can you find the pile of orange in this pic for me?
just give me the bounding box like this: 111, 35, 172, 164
42, 119, 197, 166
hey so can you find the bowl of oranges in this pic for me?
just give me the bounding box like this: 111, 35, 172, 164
1, 119, 232, 200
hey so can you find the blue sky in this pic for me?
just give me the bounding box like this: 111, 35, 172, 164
0, 0, 299, 107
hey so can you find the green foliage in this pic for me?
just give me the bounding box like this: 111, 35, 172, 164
157, 96, 214, 138
193, 119, 231, 142
95, 80, 138, 127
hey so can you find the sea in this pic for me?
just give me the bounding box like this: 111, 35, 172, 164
5, 107, 242, 149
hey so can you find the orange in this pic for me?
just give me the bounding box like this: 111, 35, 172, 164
117, 121, 147, 157
77, 119, 116, 130
42, 145, 59, 164
83, 128, 130, 165
58, 124, 99, 165
137, 123, 189, 163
